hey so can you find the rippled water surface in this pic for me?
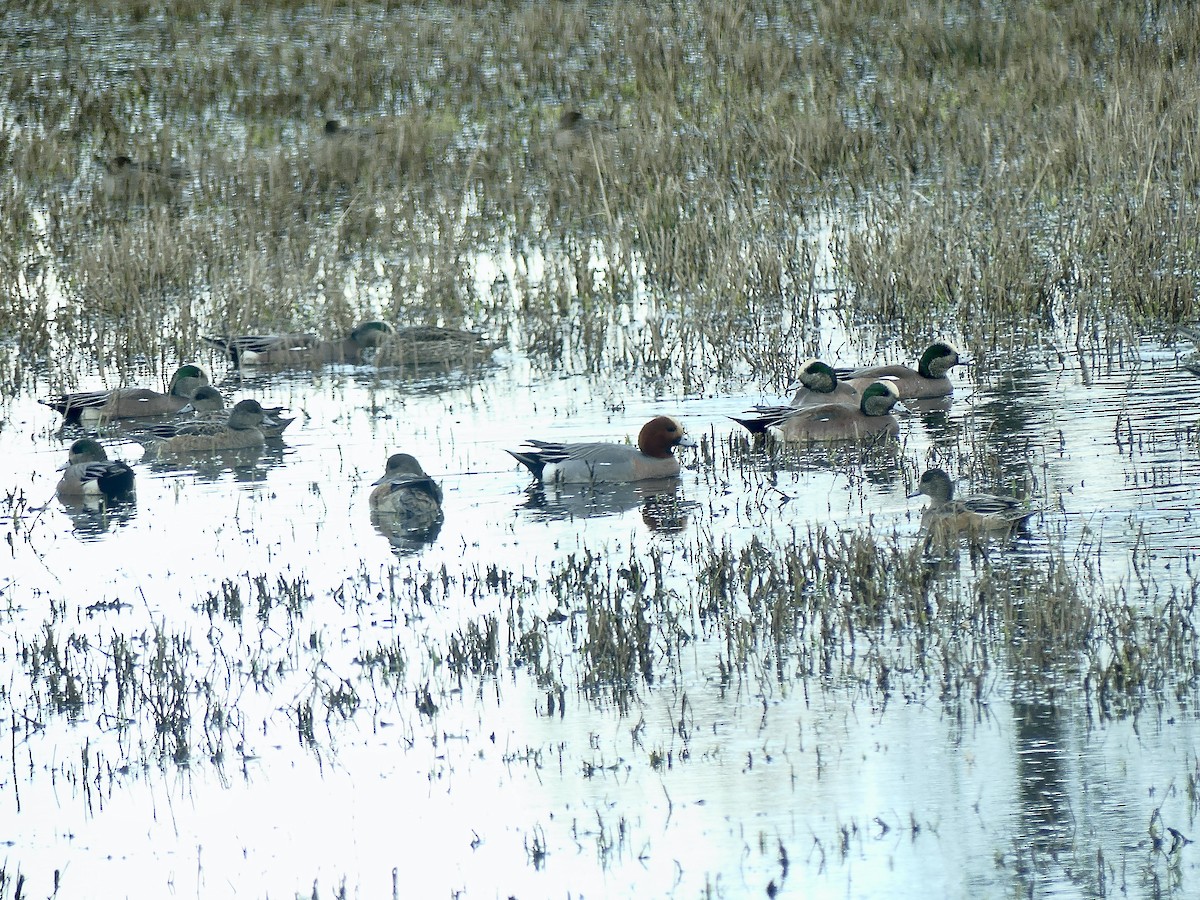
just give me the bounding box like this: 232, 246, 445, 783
4, 3, 1200, 897
4, 336, 1200, 898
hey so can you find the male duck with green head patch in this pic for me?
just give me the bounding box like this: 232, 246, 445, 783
840, 342, 962, 400
736, 381, 902, 444
730, 358, 860, 434
40, 365, 210, 426
56, 438, 135, 501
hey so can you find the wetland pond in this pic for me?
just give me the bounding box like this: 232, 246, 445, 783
4, 336, 1200, 899
4, 1, 1200, 897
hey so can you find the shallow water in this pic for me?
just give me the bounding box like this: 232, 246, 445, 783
4, 3, 1200, 896
4, 335, 1200, 898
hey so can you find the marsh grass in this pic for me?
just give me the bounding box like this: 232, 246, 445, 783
2, 0, 1198, 395
3, 4, 1200, 891
13, 509, 1194, 779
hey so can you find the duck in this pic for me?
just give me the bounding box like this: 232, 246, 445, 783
314, 119, 402, 183
373, 325, 500, 369
203, 321, 394, 367
745, 381, 901, 443
136, 399, 267, 455
909, 468, 1039, 535
125, 387, 296, 441
56, 438, 135, 500
369, 453, 445, 529
324, 119, 384, 139
40, 365, 210, 425
839, 342, 962, 400
507, 416, 693, 484
99, 155, 189, 202
1178, 326, 1200, 376
553, 110, 604, 152
730, 359, 860, 434
787, 359, 861, 408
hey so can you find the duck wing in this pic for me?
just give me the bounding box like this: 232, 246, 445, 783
40, 389, 114, 417
377, 473, 443, 504
81, 461, 136, 495
202, 333, 318, 363
729, 406, 800, 434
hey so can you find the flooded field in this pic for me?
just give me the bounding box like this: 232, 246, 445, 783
3, 2, 1200, 898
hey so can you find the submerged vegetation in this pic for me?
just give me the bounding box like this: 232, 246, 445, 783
2, 0, 1200, 896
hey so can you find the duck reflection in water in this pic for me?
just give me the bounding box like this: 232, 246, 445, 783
519, 479, 693, 535
142, 443, 285, 484
58, 495, 138, 538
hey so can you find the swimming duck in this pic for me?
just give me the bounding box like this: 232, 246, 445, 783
40, 365, 210, 425
314, 119, 404, 183
910, 468, 1039, 535
730, 359, 860, 434
369, 453, 445, 529
56, 438, 135, 500
373, 325, 500, 368
99, 155, 189, 202
1178, 326, 1200, 375
745, 381, 900, 443
323, 119, 386, 139
839, 342, 962, 400
787, 359, 861, 408
507, 416, 693, 484
126, 387, 295, 441
203, 321, 394, 367
136, 399, 267, 455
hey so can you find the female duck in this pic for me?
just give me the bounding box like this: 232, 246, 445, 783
841, 342, 962, 400
138, 399, 267, 455
553, 110, 605, 152
99, 155, 189, 202
56, 438, 135, 500
203, 321, 394, 367
126, 387, 295, 441
372, 325, 500, 369
749, 381, 900, 443
731, 359, 859, 434
910, 468, 1039, 535
370, 453, 445, 531
507, 416, 693, 484
41, 365, 210, 425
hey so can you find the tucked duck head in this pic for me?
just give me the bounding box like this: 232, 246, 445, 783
189, 385, 225, 412
859, 380, 901, 416
794, 358, 839, 394
227, 399, 266, 430
350, 321, 395, 348
375, 453, 430, 481
918, 342, 961, 379
167, 364, 210, 399
637, 416, 692, 459
67, 437, 109, 465
558, 110, 585, 130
